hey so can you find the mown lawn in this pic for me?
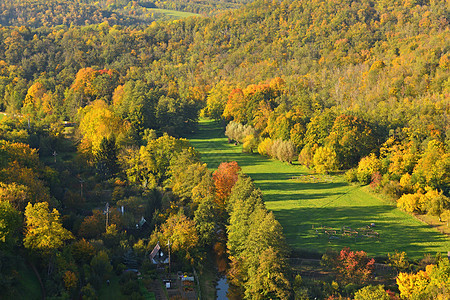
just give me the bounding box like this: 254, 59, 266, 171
188, 119, 450, 259
146, 8, 200, 19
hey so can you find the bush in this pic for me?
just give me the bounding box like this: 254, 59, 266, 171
313, 146, 337, 173
345, 168, 358, 183
354, 285, 390, 300
121, 280, 139, 295
276, 140, 297, 163
397, 192, 425, 213
298, 144, 317, 168
258, 138, 273, 157
242, 134, 258, 153
382, 180, 403, 200
225, 121, 255, 143
268, 139, 297, 163
356, 154, 381, 184
81, 283, 97, 300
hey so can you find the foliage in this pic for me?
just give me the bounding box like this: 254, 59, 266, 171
78, 210, 105, 239
94, 136, 119, 180
412, 140, 450, 192
24, 202, 73, 255
354, 285, 390, 300
193, 195, 218, 247
397, 189, 450, 217
90, 250, 113, 284
203, 81, 233, 120
388, 250, 411, 274
322, 248, 375, 285
212, 161, 241, 209
78, 100, 130, 157
168, 150, 213, 206
258, 138, 274, 157
225, 121, 255, 144
396, 258, 450, 300
356, 154, 381, 185
272, 139, 297, 163
313, 146, 338, 174
0, 200, 21, 247
150, 212, 199, 262
122, 134, 195, 188
226, 174, 291, 298
71, 239, 96, 264
242, 134, 258, 153
325, 115, 378, 169
244, 247, 291, 300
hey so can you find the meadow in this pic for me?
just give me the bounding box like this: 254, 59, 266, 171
188, 119, 450, 259
145, 8, 200, 19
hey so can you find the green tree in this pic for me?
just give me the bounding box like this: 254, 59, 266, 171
0, 200, 21, 248
354, 285, 390, 300
194, 195, 218, 247
244, 247, 292, 300
325, 115, 377, 169
412, 140, 450, 191
203, 81, 232, 120
95, 136, 119, 179
90, 250, 113, 285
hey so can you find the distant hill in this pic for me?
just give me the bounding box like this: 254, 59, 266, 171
0, 0, 252, 27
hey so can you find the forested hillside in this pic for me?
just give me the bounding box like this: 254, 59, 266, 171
0, 0, 448, 298
0, 0, 251, 27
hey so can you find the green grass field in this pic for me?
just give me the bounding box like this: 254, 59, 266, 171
146, 8, 200, 19
188, 119, 450, 259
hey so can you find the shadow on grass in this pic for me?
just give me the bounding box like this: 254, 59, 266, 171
274, 205, 449, 258
188, 119, 450, 259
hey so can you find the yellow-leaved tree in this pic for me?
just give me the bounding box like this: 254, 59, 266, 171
24, 202, 73, 255
78, 100, 130, 157
396, 258, 450, 299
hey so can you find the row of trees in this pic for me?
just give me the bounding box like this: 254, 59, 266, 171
226, 175, 291, 298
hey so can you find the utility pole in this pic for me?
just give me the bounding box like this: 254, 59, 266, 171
52, 150, 57, 163
78, 177, 85, 198
105, 203, 110, 231
167, 239, 171, 278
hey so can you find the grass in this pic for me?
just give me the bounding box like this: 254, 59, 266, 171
98, 276, 125, 300
188, 119, 450, 260
146, 8, 200, 19
15, 261, 42, 300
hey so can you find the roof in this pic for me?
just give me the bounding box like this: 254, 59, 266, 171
149, 242, 161, 260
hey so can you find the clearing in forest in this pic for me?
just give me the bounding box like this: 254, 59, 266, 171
188, 119, 450, 259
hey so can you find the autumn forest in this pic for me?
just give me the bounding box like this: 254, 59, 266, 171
0, 0, 448, 299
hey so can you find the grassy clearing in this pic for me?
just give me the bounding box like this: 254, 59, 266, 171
146, 8, 200, 19
188, 119, 450, 259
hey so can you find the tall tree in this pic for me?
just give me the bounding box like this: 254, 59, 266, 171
95, 136, 119, 180
213, 161, 241, 210
24, 202, 73, 255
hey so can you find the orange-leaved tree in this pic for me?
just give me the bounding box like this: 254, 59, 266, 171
212, 161, 241, 210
